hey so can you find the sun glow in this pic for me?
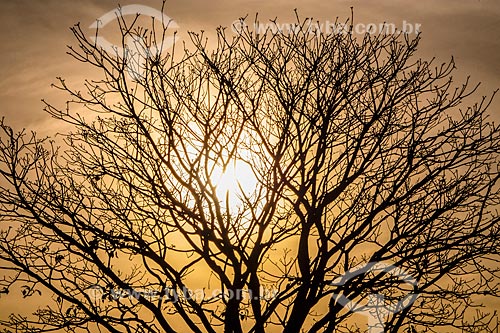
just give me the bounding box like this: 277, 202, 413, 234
211, 159, 258, 209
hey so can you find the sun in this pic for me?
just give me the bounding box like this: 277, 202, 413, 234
211, 159, 258, 209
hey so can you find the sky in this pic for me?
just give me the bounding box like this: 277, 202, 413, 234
0, 0, 498, 134
0, 0, 499, 328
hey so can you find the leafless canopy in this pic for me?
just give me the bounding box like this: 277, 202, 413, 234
0, 8, 499, 333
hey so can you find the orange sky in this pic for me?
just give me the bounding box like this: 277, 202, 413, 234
0, 0, 499, 328
0, 0, 498, 135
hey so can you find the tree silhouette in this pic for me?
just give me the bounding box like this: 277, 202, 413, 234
0, 9, 499, 333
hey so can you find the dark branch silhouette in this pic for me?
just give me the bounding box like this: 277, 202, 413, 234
0, 8, 499, 333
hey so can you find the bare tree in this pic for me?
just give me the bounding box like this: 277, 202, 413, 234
0, 8, 499, 333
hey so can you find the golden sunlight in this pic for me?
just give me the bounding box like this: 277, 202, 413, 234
211, 159, 258, 209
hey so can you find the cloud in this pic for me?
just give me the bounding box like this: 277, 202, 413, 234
0, 0, 498, 130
